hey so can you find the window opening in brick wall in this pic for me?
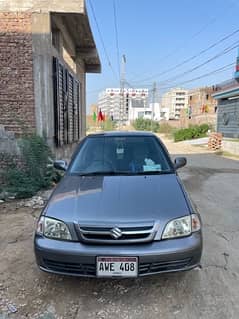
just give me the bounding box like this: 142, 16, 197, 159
53, 57, 81, 147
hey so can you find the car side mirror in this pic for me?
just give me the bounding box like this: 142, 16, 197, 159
174, 157, 187, 170
54, 160, 68, 171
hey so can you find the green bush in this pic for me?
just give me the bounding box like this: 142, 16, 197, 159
198, 123, 210, 134
3, 134, 57, 198
174, 124, 210, 142
132, 118, 160, 133
102, 119, 116, 131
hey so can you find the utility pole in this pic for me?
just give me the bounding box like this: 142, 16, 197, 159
119, 54, 126, 129
151, 82, 157, 131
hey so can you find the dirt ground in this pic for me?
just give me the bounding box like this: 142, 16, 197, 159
1, 137, 239, 319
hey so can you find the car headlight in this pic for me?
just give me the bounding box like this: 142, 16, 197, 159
36, 216, 72, 240
160, 214, 201, 240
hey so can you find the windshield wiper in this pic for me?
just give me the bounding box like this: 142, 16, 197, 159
75, 170, 173, 176
75, 171, 132, 176
133, 170, 173, 175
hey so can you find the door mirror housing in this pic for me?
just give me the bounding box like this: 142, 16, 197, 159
54, 160, 68, 171
174, 157, 187, 170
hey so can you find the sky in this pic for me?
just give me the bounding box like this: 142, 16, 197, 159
86, 0, 239, 112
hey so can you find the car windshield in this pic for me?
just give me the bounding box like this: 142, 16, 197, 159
70, 136, 173, 175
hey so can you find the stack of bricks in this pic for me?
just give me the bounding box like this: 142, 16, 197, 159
208, 133, 222, 150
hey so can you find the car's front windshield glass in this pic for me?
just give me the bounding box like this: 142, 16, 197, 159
70, 136, 172, 175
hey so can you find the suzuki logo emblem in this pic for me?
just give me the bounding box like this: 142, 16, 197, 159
110, 227, 122, 239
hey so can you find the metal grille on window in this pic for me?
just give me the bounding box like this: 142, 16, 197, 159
68, 74, 74, 144
53, 57, 81, 147
73, 81, 80, 141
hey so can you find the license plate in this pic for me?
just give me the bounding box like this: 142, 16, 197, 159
97, 256, 138, 278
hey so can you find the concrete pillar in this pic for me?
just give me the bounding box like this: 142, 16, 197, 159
32, 12, 54, 146
76, 58, 86, 138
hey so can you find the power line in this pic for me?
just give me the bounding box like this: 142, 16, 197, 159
87, 0, 118, 81
129, 3, 235, 83
113, 0, 121, 79
159, 62, 235, 90
134, 41, 238, 87
156, 16, 219, 62
132, 28, 239, 84
88, 61, 234, 97
157, 41, 239, 85
132, 61, 234, 91
129, 16, 221, 82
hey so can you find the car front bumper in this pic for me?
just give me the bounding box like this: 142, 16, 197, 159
34, 232, 202, 277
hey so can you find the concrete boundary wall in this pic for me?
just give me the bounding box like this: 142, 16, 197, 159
222, 139, 239, 155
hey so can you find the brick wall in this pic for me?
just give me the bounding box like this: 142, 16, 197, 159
0, 12, 35, 136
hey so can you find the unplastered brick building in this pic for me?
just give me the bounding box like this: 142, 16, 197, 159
0, 0, 101, 158
188, 86, 217, 116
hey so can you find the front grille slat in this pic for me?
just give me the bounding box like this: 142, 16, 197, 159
139, 258, 192, 274
77, 222, 158, 244
43, 259, 96, 276
43, 258, 192, 276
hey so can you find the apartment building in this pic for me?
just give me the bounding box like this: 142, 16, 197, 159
161, 88, 188, 119
98, 88, 149, 123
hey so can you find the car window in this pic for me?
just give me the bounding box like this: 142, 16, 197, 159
70, 136, 172, 174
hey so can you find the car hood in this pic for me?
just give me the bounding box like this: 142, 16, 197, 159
45, 174, 190, 224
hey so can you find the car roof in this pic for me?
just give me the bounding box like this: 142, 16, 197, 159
87, 131, 156, 138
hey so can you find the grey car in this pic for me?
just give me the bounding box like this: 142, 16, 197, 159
34, 131, 202, 278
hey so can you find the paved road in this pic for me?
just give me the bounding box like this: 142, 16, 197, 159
0, 152, 239, 319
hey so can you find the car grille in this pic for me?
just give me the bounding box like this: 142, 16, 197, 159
43, 259, 96, 276
77, 222, 158, 244
43, 258, 192, 277
139, 258, 192, 275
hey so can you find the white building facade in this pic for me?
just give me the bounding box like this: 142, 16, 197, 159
161, 88, 188, 119
98, 88, 149, 123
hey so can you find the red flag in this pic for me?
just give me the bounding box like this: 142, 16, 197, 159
98, 109, 104, 121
